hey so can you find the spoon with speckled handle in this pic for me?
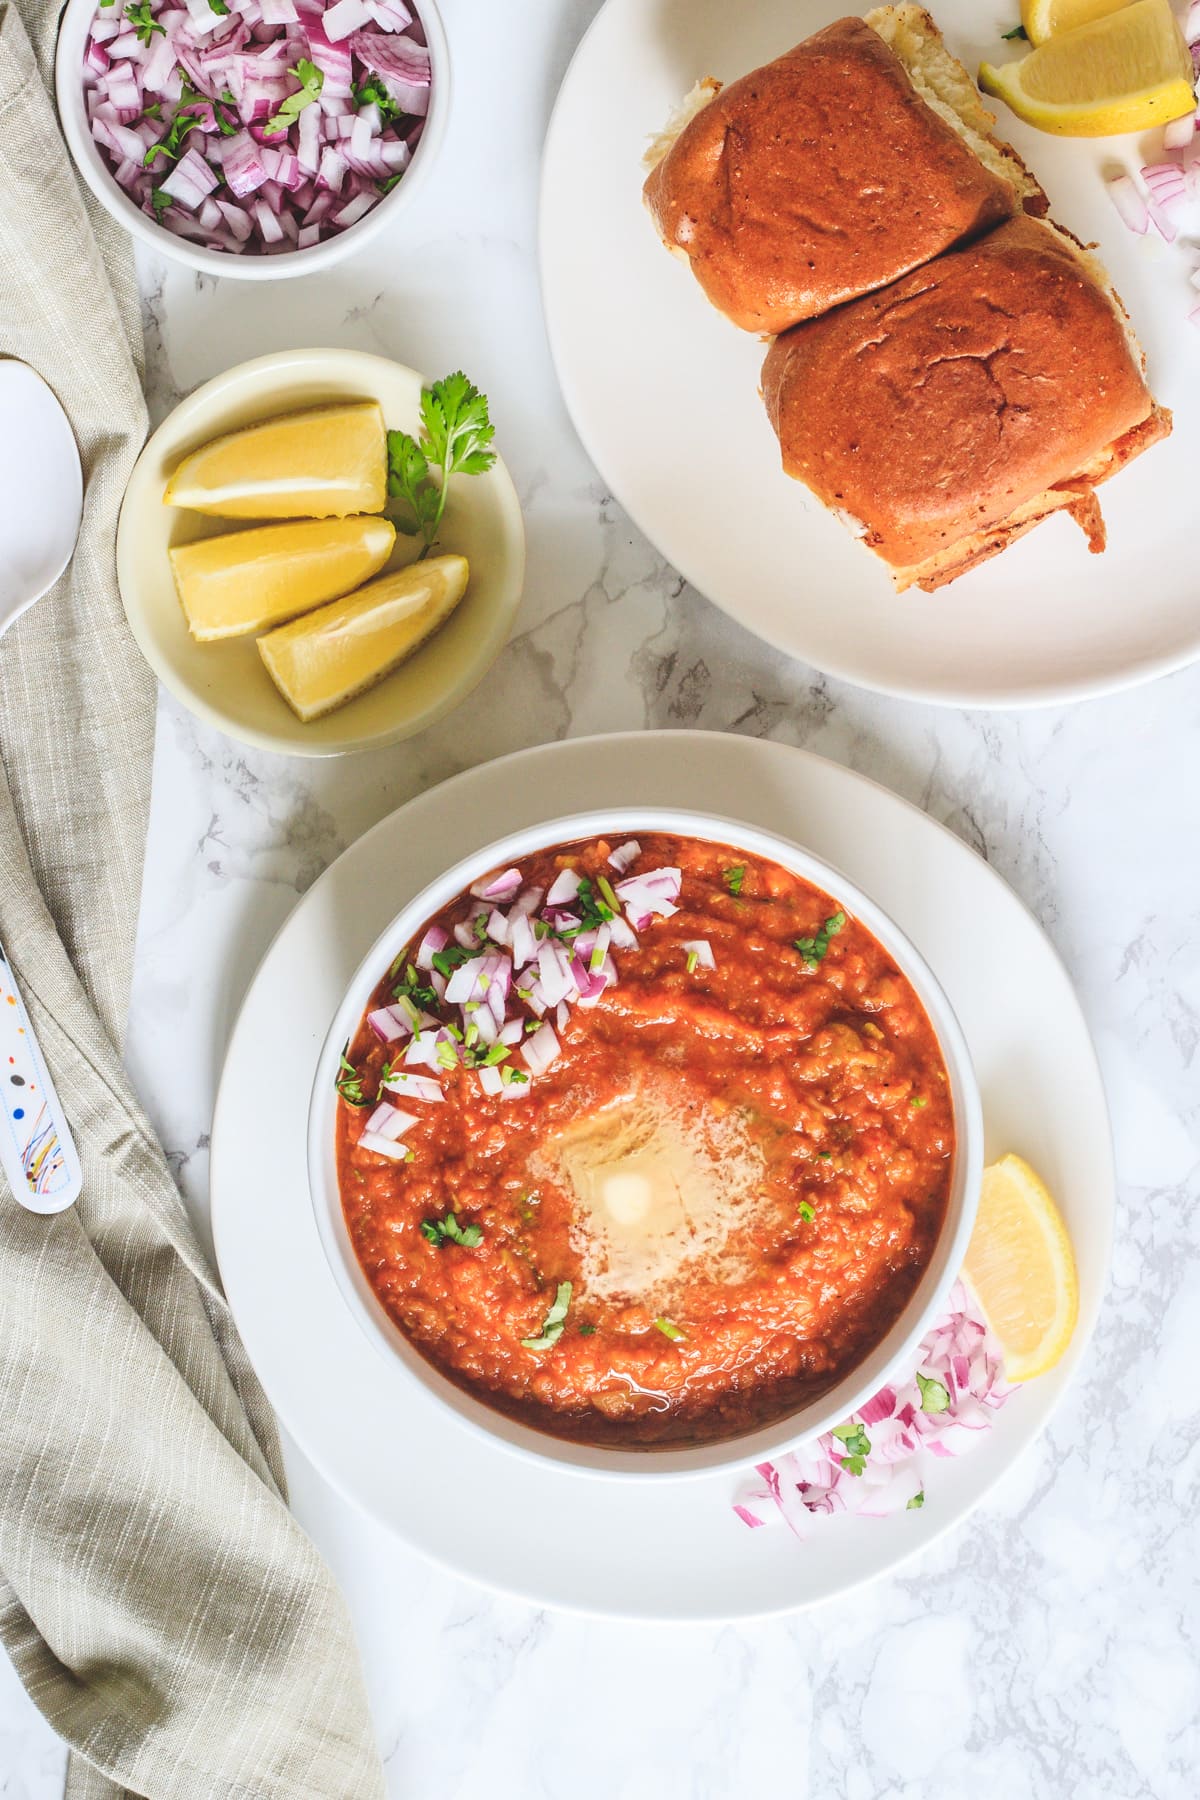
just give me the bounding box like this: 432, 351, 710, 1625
0, 361, 85, 1213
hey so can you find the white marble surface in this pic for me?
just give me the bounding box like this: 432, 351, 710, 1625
5, 0, 1200, 1792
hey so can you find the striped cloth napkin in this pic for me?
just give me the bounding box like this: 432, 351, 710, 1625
0, 5, 386, 1795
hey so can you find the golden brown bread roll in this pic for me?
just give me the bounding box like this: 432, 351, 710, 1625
643, 12, 1044, 335
760, 215, 1171, 592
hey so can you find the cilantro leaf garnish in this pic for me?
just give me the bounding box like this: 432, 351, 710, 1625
378, 172, 405, 195
150, 187, 173, 214
125, 2, 165, 43
794, 909, 846, 969
209, 0, 230, 11
796, 1200, 815, 1223
462, 1038, 510, 1072
262, 59, 323, 137
522, 1280, 572, 1350
831, 1420, 871, 1475
391, 959, 437, 1009
387, 371, 497, 558
597, 874, 620, 914
578, 1322, 596, 1337
916, 1372, 951, 1414
907, 1489, 925, 1510
144, 106, 201, 167
723, 866, 745, 896
431, 941, 474, 979
352, 72, 402, 123
335, 1049, 368, 1107
654, 1316, 686, 1342
551, 875, 613, 941
421, 1211, 482, 1249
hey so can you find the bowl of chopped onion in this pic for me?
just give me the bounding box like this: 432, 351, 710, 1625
55, 0, 448, 277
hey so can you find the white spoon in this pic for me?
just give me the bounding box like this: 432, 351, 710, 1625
0, 360, 83, 633
0, 361, 85, 1214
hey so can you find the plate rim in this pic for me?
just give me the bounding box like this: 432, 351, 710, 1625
537, 0, 1200, 710
210, 730, 1115, 1619
116, 345, 527, 759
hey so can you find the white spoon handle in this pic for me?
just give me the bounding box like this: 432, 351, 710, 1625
0, 939, 82, 1213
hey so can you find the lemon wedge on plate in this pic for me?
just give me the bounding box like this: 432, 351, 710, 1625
258, 553, 470, 721
981, 0, 1195, 135
963, 1154, 1079, 1382
1020, 0, 1131, 47
163, 402, 387, 519
170, 515, 395, 642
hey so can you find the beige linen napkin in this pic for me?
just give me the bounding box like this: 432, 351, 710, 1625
0, 6, 386, 1796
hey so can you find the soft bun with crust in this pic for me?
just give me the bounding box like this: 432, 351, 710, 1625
760, 215, 1171, 592
643, 10, 1045, 336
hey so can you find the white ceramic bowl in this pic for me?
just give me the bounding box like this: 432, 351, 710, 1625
54, 0, 449, 280
308, 807, 984, 1479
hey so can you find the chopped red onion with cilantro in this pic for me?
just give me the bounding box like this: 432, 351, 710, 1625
81, 0, 432, 256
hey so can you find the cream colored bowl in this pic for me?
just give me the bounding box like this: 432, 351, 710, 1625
116, 348, 525, 757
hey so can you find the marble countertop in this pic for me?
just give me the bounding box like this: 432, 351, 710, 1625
5, 0, 1200, 1793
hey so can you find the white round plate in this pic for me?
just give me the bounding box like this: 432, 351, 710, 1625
211, 732, 1112, 1620
539, 0, 1200, 709
117, 349, 525, 758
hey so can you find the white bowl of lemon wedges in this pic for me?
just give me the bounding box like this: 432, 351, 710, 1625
116, 348, 526, 758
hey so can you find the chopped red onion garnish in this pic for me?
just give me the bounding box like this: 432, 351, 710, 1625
607, 839, 641, 874
614, 866, 682, 931
357, 1130, 410, 1161
444, 955, 488, 1006
375, 847, 723, 1119
81, 0, 433, 257
471, 867, 523, 903
521, 1023, 561, 1078
367, 1004, 413, 1043
1106, 174, 1150, 236
415, 925, 448, 971
364, 1101, 417, 1140
732, 1283, 1012, 1537
545, 868, 582, 909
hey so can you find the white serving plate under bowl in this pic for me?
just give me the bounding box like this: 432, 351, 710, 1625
308, 805, 984, 1481
54, 0, 449, 281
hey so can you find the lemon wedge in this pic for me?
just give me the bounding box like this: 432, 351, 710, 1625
163, 402, 387, 519
258, 553, 470, 721
981, 0, 1195, 135
1020, 0, 1131, 47
170, 515, 395, 642
963, 1154, 1079, 1382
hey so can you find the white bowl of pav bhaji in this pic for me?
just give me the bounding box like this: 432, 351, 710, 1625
309, 809, 983, 1477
